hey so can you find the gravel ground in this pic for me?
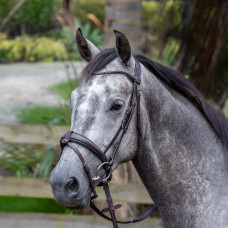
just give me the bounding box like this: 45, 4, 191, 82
0, 62, 84, 124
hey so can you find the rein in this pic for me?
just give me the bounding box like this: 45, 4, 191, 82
60, 60, 157, 227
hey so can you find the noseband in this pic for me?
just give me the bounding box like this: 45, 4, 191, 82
60, 60, 157, 228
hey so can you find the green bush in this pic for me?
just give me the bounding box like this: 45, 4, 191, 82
142, 1, 182, 38
142, 1, 160, 35
46, 21, 103, 60
0, 37, 68, 62
159, 1, 182, 39
0, 0, 60, 34
1, 0, 181, 40
0, 0, 15, 22
0, 0, 181, 63
28, 37, 68, 62
0, 144, 44, 177
162, 38, 180, 66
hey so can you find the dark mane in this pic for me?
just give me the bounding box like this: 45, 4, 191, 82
83, 48, 228, 149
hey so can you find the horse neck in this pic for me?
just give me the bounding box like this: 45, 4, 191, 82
132, 66, 228, 227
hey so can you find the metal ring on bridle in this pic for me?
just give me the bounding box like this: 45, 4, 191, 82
92, 162, 111, 182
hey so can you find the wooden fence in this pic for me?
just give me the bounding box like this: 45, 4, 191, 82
0, 176, 161, 228
0, 124, 162, 227
0, 212, 162, 228
0, 124, 68, 145
0, 176, 153, 204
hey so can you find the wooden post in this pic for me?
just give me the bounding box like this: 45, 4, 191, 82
104, 0, 142, 51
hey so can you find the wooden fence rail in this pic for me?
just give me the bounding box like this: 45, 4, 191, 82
0, 124, 68, 145
0, 177, 161, 228
0, 176, 153, 204
0, 212, 162, 228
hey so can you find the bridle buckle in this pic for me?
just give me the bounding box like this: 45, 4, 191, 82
92, 161, 112, 183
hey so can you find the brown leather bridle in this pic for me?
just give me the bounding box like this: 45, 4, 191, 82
60, 60, 157, 228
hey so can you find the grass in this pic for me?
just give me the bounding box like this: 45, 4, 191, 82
0, 196, 66, 213
49, 78, 81, 100
16, 105, 71, 126
16, 78, 81, 126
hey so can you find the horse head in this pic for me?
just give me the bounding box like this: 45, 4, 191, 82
50, 29, 142, 209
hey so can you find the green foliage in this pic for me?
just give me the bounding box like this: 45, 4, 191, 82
47, 21, 103, 60
47, 26, 80, 61
37, 148, 54, 178
0, 0, 60, 34
224, 100, 228, 117
141, 1, 182, 67
0, 0, 15, 21
73, 0, 105, 25
0, 37, 68, 62
71, 0, 166, 38
16, 105, 71, 126
142, 1, 160, 35
0, 196, 66, 213
0, 145, 44, 177
159, 1, 182, 38
162, 38, 180, 66
0, 33, 7, 41
50, 79, 81, 100
0, 144, 55, 178
76, 21, 103, 50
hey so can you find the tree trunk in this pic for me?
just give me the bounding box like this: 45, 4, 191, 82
177, 0, 228, 103
104, 0, 142, 51
62, 0, 76, 35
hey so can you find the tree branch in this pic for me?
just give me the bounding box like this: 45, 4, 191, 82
0, 0, 28, 31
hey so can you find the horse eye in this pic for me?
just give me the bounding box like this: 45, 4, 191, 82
110, 101, 124, 111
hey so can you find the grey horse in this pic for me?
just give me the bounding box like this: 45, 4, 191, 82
50, 30, 228, 227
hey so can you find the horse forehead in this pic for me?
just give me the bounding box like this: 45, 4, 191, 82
70, 85, 102, 132
76, 75, 130, 99
95, 74, 132, 96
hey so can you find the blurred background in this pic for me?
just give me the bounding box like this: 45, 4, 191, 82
0, 0, 227, 227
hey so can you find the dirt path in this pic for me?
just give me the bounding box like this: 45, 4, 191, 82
0, 62, 84, 124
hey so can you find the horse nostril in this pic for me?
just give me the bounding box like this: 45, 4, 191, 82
69, 178, 77, 191
65, 177, 80, 197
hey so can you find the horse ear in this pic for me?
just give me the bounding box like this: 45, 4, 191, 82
76, 28, 100, 62
114, 30, 131, 66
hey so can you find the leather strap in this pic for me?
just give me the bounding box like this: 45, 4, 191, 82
90, 201, 157, 224
61, 132, 108, 163
68, 142, 98, 199
103, 179, 118, 228
94, 71, 140, 84
104, 126, 122, 154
